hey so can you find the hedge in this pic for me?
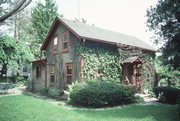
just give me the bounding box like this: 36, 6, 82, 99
153, 86, 180, 104
69, 81, 135, 108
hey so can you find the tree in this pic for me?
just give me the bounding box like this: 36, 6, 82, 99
147, 0, 180, 41
31, 0, 59, 43
147, 0, 180, 70
0, 36, 34, 80
8, 8, 40, 59
0, 0, 32, 23
156, 56, 180, 86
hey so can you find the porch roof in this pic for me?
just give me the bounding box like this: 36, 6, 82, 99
31, 58, 47, 63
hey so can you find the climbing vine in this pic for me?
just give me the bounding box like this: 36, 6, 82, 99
77, 43, 122, 83
76, 42, 156, 91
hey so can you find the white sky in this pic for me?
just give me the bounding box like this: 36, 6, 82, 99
56, 0, 158, 48
1, 0, 158, 48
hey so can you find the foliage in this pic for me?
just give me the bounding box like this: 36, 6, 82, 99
77, 43, 156, 91
42, 87, 49, 94
160, 35, 180, 70
70, 81, 135, 108
42, 87, 61, 98
77, 43, 122, 83
146, 0, 180, 41
147, 0, 180, 70
153, 86, 180, 104
0, 36, 34, 80
47, 87, 60, 98
156, 56, 180, 86
31, 0, 59, 43
133, 96, 145, 103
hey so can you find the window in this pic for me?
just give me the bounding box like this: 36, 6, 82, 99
36, 66, 41, 78
23, 66, 27, 72
65, 63, 74, 86
50, 65, 55, 84
52, 35, 58, 54
62, 31, 70, 52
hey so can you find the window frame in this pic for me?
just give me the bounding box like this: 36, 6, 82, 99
36, 66, 41, 78
50, 64, 56, 85
62, 31, 70, 53
64, 62, 74, 87
52, 34, 59, 55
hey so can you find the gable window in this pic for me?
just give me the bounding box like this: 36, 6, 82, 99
65, 63, 74, 86
36, 66, 41, 78
52, 35, 58, 54
50, 65, 55, 85
62, 31, 70, 52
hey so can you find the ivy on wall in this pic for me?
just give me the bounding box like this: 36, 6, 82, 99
77, 43, 122, 83
76, 42, 156, 91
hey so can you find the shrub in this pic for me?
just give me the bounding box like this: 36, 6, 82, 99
47, 87, 59, 98
133, 96, 145, 103
42, 87, 49, 94
153, 86, 180, 104
69, 81, 135, 108
16, 76, 25, 81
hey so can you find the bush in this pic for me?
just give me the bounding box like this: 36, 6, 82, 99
42, 87, 49, 94
69, 81, 135, 108
133, 96, 145, 103
16, 76, 25, 81
47, 87, 59, 98
153, 86, 180, 104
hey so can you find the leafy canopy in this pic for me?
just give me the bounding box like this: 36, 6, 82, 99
31, 0, 59, 43
0, 35, 34, 70
147, 0, 180, 70
147, 0, 180, 41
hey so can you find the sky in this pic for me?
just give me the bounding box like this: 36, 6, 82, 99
55, 0, 158, 48
1, 0, 158, 48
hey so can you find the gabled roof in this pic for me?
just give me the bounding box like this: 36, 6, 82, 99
122, 56, 144, 64
41, 17, 156, 51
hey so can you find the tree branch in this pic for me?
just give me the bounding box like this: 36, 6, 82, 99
0, 0, 32, 23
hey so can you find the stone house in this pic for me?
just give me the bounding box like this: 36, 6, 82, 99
32, 17, 156, 92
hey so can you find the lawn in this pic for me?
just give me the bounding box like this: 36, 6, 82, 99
0, 95, 179, 121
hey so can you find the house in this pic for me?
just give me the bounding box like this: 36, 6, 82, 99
31, 17, 156, 92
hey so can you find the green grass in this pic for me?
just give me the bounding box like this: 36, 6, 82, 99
0, 95, 179, 121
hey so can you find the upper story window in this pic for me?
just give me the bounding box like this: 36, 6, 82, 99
52, 35, 58, 54
62, 31, 70, 52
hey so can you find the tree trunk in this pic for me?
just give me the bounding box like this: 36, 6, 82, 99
0, 62, 8, 82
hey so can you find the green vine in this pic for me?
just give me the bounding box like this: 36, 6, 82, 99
77, 43, 122, 83
76, 43, 156, 91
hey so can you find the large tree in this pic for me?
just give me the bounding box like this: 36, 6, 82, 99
147, 0, 180, 41
0, 36, 34, 80
31, 0, 59, 43
147, 0, 180, 70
